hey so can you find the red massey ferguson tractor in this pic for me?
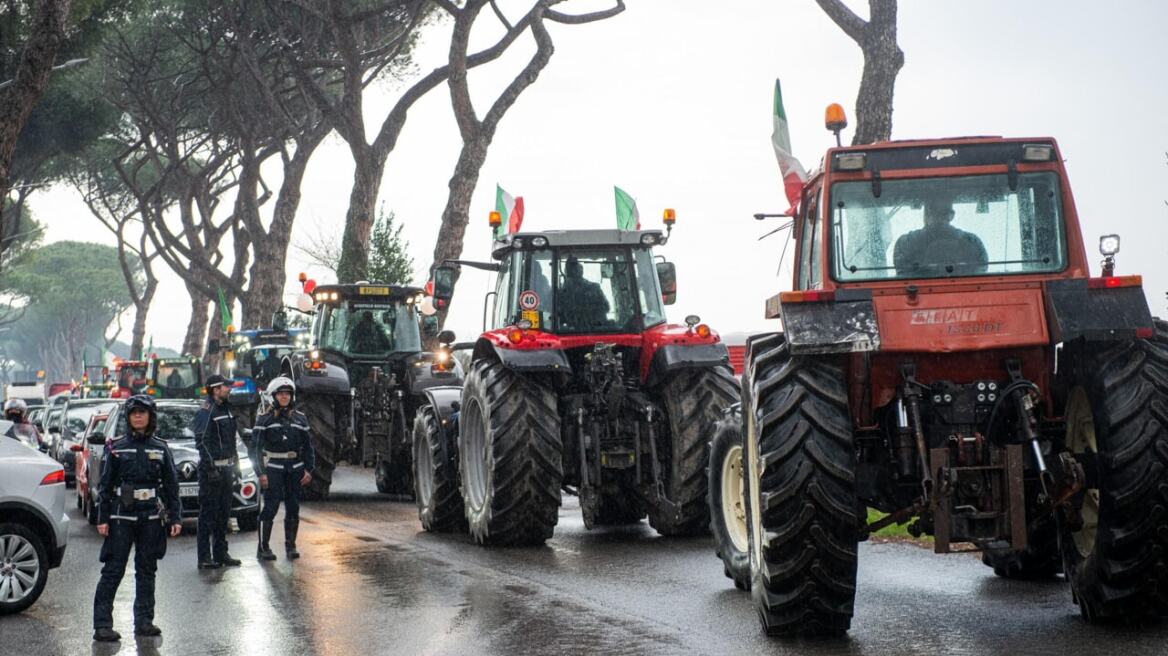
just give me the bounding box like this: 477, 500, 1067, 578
707, 130, 1168, 636
414, 215, 738, 546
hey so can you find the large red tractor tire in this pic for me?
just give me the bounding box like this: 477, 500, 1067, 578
459, 360, 563, 546
708, 404, 751, 591
650, 366, 739, 537
1058, 319, 1168, 622
300, 394, 338, 501
413, 406, 466, 533
745, 333, 858, 637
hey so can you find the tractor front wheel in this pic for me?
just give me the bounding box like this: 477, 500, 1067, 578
300, 394, 339, 500
459, 360, 563, 546
413, 406, 465, 533
708, 404, 751, 591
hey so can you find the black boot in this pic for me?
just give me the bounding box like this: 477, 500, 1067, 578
257, 521, 276, 561
93, 628, 121, 642
135, 623, 162, 637
285, 519, 300, 560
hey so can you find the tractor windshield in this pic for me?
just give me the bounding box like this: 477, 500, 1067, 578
830, 172, 1067, 282
318, 302, 421, 357
155, 362, 201, 395
117, 365, 148, 391
241, 346, 295, 382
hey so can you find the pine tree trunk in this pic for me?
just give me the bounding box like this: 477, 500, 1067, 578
183, 283, 210, 358
336, 150, 385, 284
431, 139, 491, 330
129, 278, 158, 360
852, 2, 903, 145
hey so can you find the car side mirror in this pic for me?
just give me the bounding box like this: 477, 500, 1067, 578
656, 261, 677, 306
87, 431, 105, 445
69, 444, 84, 452
422, 315, 440, 338
432, 266, 456, 306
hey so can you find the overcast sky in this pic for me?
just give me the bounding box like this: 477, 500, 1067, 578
35, 0, 1168, 351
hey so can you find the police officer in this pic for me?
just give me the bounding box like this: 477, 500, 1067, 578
92, 395, 181, 642
251, 376, 314, 560
193, 374, 242, 569
4, 398, 41, 448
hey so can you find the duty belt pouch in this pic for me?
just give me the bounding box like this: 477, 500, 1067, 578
147, 516, 168, 560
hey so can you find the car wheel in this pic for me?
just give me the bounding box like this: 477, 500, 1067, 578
0, 523, 49, 615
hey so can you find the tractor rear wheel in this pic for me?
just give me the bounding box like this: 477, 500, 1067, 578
300, 394, 338, 501
1058, 319, 1168, 622
650, 366, 739, 537
708, 404, 751, 591
413, 406, 465, 533
459, 360, 562, 546
746, 333, 858, 637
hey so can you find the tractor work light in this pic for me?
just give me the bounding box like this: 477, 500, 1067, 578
1099, 234, 1121, 256
512, 238, 524, 249
640, 233, 658, 246
530, 236, 548, 248
516, 318, 533, 331
1022, 144, 1054, 162
833, 152, 867, 171
684, 314, 700, 327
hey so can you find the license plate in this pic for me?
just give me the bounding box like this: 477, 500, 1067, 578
358, 286, 389, 296
180, 485, 199, 497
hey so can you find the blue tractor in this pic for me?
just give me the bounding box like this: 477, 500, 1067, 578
225, 325, 311, 428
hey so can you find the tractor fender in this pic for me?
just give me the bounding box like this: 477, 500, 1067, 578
473, 335, 570, 374
404, 352, 465, 394
1044, 278, 1154, 342
420, 385, 464, 469
770, 289, 880, 355
644, 343, 732, 387
285, 354, 352, 395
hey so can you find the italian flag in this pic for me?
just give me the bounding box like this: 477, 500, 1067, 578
772, 79, 807, 214
495, 184, 525, 237
614, 186, 640, 231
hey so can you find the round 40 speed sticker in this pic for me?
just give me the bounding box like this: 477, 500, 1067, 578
518, 290, 540, 311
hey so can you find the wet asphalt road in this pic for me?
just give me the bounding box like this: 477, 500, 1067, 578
5, 466, 1168, 656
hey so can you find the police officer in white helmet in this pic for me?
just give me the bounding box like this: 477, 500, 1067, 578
250, 376, 315, 560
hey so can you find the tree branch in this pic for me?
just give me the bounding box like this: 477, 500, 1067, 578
813, 0, 867, 43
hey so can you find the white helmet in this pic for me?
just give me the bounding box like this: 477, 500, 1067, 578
3, 398, 28, 416
266, 376, 296, 397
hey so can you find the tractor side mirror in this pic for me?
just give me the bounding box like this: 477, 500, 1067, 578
87, 431, 105, 445
207, 338, 221, 353
437, 329, 456, 345
422, 315, 440, 337
433, 266, 457, 305
656, 261, 677, 305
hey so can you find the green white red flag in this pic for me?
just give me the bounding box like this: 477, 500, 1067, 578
495, 184, 524, 237
614, 186, 640, 231
772, 79, 807, 214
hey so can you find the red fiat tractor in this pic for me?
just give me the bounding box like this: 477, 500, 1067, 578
707, 113, 1168, 636
414, 212, 738, 546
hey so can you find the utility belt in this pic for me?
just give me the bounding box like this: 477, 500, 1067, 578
263, 450, 304, 470
116, 485, 159, 505
209, 457, 236, 468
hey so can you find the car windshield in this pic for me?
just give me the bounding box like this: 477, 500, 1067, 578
156, 362, 200, 390
830, 172, 1067, 282
242, 346, 294, 380
65, 402, 117, 435
154, 406, 200, 441
318, 302, 421, 357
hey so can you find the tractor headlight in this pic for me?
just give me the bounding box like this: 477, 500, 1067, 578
1099, 234, 1120, 257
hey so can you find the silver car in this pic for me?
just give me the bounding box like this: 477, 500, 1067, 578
0, 419, 69, 615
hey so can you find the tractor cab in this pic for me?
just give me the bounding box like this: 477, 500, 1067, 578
306, 283, 425, 369
111, 361, 150, 399
147, 357, 204, 399
432, 215, 721, 385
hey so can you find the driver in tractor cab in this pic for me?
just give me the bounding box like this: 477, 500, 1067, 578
165, 367, 185, 389
893, 197, 988, 276
558, 255, 609, 331
348, 310, 390, 354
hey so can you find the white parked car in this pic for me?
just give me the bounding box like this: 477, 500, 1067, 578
0, 419, 69, 615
